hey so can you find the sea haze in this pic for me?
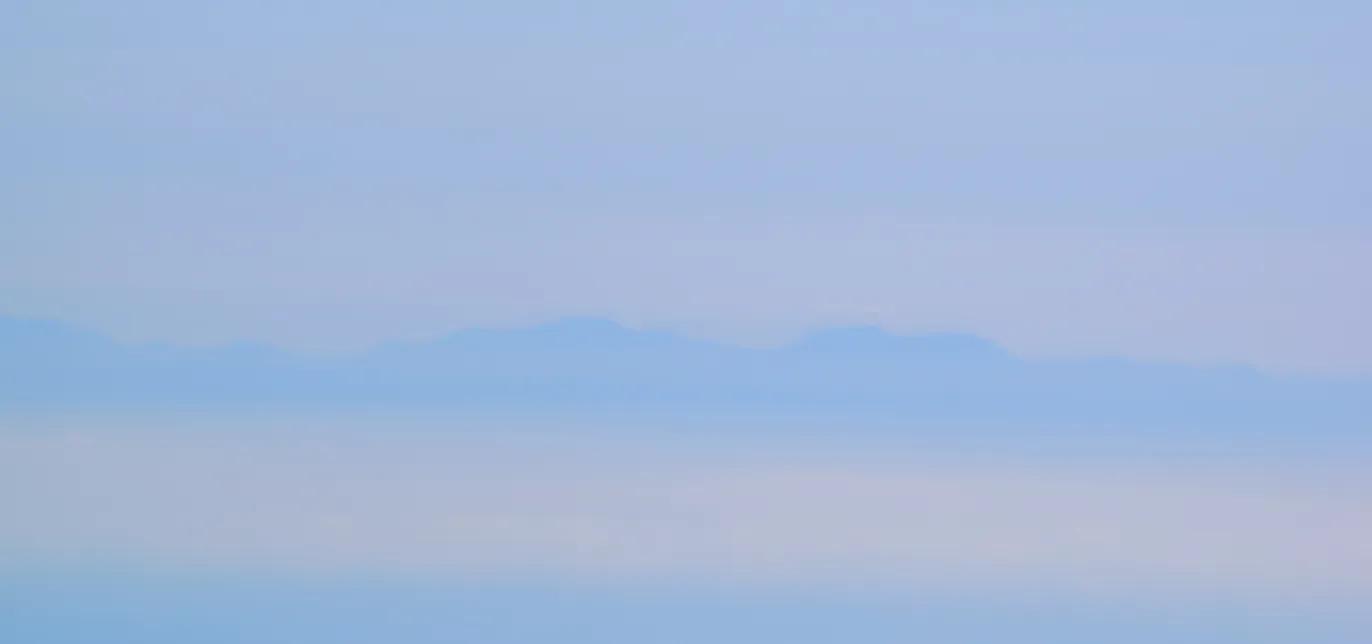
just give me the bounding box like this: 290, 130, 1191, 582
3, 315, 1370, 643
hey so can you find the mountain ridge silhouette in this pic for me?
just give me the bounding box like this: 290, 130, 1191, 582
1, 315, 1366, 430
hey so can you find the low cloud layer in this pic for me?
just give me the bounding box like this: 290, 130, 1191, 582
3, 426, 1368, 601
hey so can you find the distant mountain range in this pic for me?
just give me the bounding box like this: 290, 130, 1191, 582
1, 316, 1368, 431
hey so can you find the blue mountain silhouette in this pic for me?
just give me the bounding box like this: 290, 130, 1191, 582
1, 316, 1367, 431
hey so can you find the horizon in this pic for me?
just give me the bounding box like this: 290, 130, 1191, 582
0, 312, 1337, 378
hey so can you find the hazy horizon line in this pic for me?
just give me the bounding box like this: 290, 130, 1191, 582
0, 313, 1301, 376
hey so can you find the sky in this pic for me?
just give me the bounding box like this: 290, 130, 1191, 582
4, 0, 1371, 374
3, 2, 1372, 642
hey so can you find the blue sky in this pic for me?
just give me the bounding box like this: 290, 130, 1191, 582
4, 0, 1371, 373
3, 2, 1372, 642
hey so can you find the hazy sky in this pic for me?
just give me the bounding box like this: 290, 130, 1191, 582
4, 0, 1370, 374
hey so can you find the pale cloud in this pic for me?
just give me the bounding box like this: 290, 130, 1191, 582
3, 426, 1369, 600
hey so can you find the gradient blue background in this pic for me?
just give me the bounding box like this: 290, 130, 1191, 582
4, 2, 1371, 642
